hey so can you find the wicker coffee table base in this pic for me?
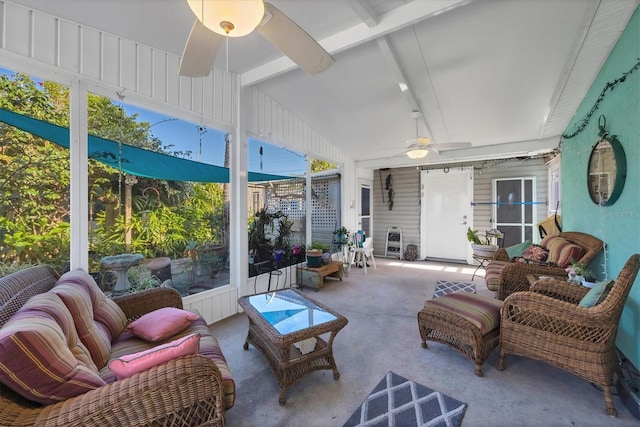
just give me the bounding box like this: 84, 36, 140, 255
418, 305, 500, 377
243, 322, 342, 405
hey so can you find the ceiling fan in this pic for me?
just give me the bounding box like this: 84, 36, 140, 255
404, 111, 471, 159
180, 0, 334, 77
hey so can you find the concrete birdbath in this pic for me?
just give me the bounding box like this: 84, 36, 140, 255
100, 253, 144, 291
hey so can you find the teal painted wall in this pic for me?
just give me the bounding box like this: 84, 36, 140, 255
562, 7, 640, 369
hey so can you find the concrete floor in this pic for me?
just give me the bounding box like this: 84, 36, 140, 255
209, 257, 639, 427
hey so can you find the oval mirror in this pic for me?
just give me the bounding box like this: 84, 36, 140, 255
587, 137, 626, 206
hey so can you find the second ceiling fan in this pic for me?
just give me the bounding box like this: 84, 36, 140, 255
180, 0, 334, 77
405, 111, 471, 159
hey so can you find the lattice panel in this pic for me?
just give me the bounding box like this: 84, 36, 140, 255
263, 176, 340, 232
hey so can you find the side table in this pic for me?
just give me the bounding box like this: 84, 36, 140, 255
471, 254, 493, 280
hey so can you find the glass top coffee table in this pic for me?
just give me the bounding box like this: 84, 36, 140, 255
238, 288, 348, 405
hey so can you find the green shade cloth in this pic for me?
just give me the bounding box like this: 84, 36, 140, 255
0, 108, 292, 183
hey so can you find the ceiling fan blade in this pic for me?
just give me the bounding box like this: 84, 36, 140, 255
257, 2, 334, 75
179, 20, 223, 77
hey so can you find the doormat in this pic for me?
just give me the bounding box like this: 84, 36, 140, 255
343, 371, 467, 427
432, 280, 476, 299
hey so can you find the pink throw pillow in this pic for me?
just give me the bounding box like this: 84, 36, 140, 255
127, 307, 199, 342
108, 333, 200, 379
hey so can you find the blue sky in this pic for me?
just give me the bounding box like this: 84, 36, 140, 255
1, 67, 306, 176
117, 103, 307, 176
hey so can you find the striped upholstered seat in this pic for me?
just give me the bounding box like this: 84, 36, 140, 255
418, 293, 503, 376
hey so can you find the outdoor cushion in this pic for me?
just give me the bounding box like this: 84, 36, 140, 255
543, 237, 585, 268
108, 333, 200, 379
579, 280, 615, 308
521, 244, 548, 263
106, 316, 236, 409
505, 240, 532, 259
127, 307, 199, 342
0, 293, 106, 405
425, 293, 502, 335
53, 269, 128, 368
485, 260, 508, 291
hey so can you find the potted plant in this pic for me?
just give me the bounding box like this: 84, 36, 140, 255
467, 227, 499, 258
566, 260, 597, 287
305, 246, 323, 268
333, 226, 349, 244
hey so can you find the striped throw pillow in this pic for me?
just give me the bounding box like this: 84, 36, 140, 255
0, 293, 106, 405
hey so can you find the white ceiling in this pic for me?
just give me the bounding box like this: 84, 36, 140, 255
11, 0, 639, 169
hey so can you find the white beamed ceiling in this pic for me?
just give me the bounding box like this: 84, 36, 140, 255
4, 0, 639, 169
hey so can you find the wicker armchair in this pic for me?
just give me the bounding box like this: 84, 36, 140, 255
492, 232, 604, 300
497, 254, 640, 416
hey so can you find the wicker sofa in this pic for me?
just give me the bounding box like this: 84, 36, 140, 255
0, 265, 234, 427
485, 231, 604, 300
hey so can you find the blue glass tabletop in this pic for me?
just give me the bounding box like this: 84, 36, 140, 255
244, 289, 337, 335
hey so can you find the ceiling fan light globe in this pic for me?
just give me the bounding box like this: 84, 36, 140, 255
407, 148, 428, 159
187, 0, 265, 37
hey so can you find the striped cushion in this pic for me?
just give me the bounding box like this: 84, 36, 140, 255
426, 293, 503, 335
542, 237, 585, 268
53, 270, 128, 368
104, 316, 236, 409
0, 293, 106, 405
485, 260, 508, 291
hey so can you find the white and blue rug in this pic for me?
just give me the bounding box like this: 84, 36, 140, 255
432, 280, 476, 299
343, 371, 467, 427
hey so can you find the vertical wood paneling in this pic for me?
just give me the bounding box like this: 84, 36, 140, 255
152, 50, 167, 102
190, 77, 204, 114
166, 56, 180, 105
101, 34, 120, 86
137, 45, 152, 97
33, 13, 57, 66
59, 21, 80, 73
3, 3, 29, 56
119, 39, 137, 90
81, 28, 101, 80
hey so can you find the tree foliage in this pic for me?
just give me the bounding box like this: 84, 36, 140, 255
0, 72, 217, 268
311, 158, 336, 172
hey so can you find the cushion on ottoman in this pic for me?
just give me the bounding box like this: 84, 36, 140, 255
425, 293, 502, 335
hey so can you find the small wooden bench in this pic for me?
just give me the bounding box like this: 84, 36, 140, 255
297, 261, 343, 291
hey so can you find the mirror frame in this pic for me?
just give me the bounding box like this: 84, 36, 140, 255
587, 137, 626, 206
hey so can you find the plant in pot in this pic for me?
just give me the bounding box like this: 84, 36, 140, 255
467, 227, 499, 258
307, 242, 330, 267
566, 260, 597, 287
333, 226, 349, 244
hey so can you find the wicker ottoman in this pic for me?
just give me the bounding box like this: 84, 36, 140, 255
418, 293, 503, 376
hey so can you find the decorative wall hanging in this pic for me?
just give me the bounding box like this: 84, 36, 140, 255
385, 173, 394, 210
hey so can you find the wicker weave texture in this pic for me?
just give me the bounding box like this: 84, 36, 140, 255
496, 232, 604, 300
0, 266, 227, 427
238, 289, 348, 405
498, 254, 640, 416
418, 300, 501, 377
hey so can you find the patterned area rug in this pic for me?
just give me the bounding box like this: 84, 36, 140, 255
432, 280, 476, 299
343, 371, 467, 427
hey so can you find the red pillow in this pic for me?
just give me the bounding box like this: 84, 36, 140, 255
127, 307, 199, 342
108, 333, 200, 379
521, 244, 548, 262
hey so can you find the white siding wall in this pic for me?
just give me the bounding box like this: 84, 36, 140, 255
372, 158, 552, 261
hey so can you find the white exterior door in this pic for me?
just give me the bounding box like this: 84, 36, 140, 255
421, 167, 473, 263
